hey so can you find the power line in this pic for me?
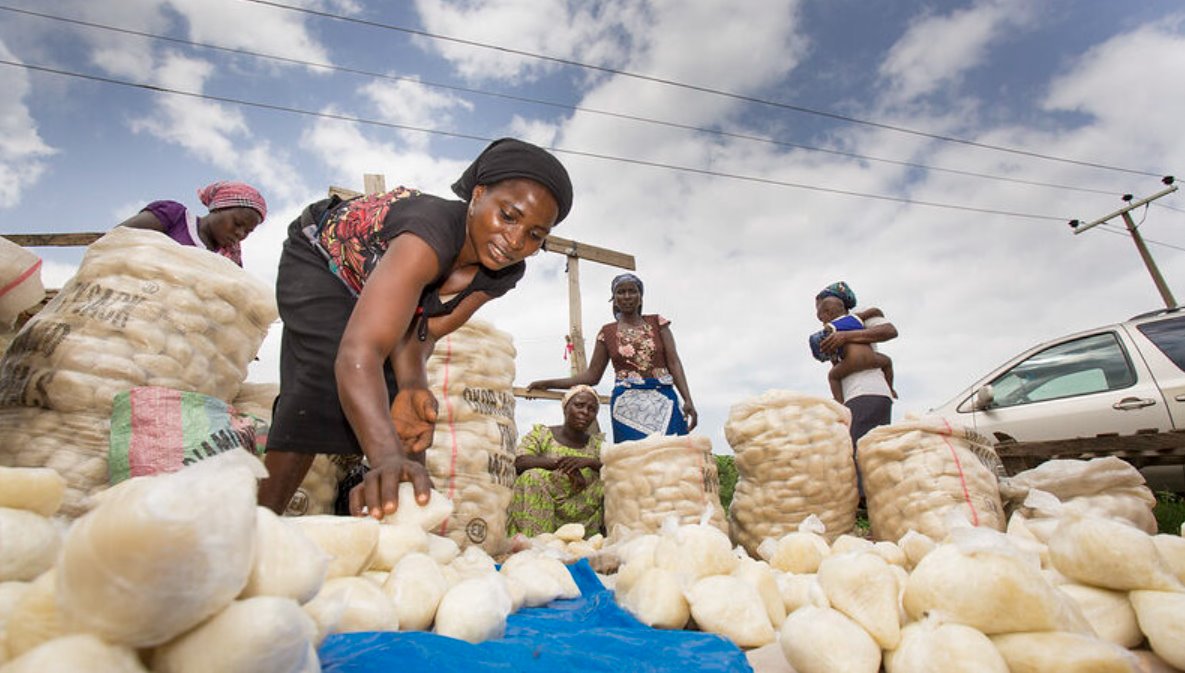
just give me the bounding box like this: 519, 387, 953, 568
0, 4, 1126, 198
1, 58, 1071, 222
243, 0, 1166, 179
1098, 224, 1185, 253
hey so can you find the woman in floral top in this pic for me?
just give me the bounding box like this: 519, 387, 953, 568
507, 385, 604, 537
528, 273, 697, 442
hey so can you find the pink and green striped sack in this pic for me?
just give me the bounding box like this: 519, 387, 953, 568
109, 386, 267, 484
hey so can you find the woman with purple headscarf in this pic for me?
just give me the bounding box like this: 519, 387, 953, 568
118, 181, 267, 266
528, 273, 697, 442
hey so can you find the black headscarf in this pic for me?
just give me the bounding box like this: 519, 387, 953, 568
451, 138, 574, 223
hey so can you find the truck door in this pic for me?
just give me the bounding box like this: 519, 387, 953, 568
1132, 315, 1185, 430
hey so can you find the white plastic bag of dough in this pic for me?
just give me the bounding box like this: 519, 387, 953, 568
361, 570, 388, 585
653, 518, 740, 582
303, 576, 398, 641
1057, 584, 1142, 648
1129, 590, 1185, 670
3, 571, 67, 659
240, 507, 328, 604
618, 567, 689, 630
761, 521, 831, 574
903, 528, 1093, 635
499, 551, 580, 607
382, 553, 448, 631
0, 581, 32, 629
0, 508, 59, 582
56, 451, 262, 647
151, 597, 319, 673
433, 574, 513, 643
369, 523, 429, 572
732, 557, 786, 628
611, 534, 659, 596
1048, 514, 1182, 592
0, 633, 146, 673
1000, 457, 1157, 533
290, 515, 380, 580
884, 615, 1008, 673
778, 605, 880, 673
817, 552, 901, 649
449, 546, 498, 583
1151, 534, 1185, 583
872, 541, 907, 567
829, 534, 874, 556
685, 575, 775, 648
775, 573, 829, 613
379, 483, 454, 532
0, 467, 65, 517
426, 533, 460, 565
555, 523, 585, 542
898, 530, 936, 570
990, 631, 1142, 673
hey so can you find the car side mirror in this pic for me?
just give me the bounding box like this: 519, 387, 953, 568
972, 385, 994, 411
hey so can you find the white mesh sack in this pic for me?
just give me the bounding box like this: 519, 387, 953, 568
422, 320, 517, 555
0, 228, 276, 414
858, 417, 1005, 542
999, 457, 1157, 534
0, 406, 111, 519
725, 390, 857, 553
601, 433, 728, 540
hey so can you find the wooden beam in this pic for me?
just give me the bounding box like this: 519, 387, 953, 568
4, 233, 103, 247
566, 256, 588, 376
328, 186, 363, 200
513, 386, 609, 405
363, 174, 387, 195
995, 430, 1185, 474
543, 234, 635, 270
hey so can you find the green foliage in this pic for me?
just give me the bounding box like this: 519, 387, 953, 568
1156, 491, 1185, 534
715, 454, 738, 511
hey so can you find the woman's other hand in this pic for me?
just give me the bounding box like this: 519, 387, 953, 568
554, 455, 596, 474
348, 452, 433, 519
391, 388, 439, 454
683, 401, 698, 432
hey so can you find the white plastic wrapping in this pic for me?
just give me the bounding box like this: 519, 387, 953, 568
151, 597, 319, 673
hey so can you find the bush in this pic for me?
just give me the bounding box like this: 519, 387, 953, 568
1156, 491, 1185, 534
715, 454, 737, 511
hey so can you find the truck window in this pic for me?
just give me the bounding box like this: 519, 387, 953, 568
985, 332, 1135, 409
1136, 315, 1185, 371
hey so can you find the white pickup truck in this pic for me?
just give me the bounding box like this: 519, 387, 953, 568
928, 307, 1185, 491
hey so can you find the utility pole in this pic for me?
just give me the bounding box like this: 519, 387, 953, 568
1070, 180, 1179, 309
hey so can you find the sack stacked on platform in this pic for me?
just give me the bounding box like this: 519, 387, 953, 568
0, 228, 277, 518
421, 320, 518, 555
601, 433, 728, 540
858, 417, 1005, 542
725, 391, 858, 554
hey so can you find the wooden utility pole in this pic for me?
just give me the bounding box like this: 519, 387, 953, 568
1071, 183, 1179, 309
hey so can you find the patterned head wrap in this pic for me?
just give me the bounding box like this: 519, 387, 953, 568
816, 281, 857, 310
451, 138, 573, 223
197, 181, 267, 222
610, 273, 643, 318
561, 384, 599, 410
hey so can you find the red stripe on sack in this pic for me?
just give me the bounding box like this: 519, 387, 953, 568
438, 334, 460, 537
939, 417, 979, 526
0, 258, 42, 298
129, 388, 184, 477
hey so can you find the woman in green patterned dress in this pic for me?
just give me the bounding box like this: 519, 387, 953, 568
507, 385, 604, 537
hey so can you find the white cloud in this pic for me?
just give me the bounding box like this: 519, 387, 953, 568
0, 41, 56, 208
880, 0, 1036, 105
360, 76, 474, 150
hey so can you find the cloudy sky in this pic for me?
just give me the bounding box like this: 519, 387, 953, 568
2, 0, 1183, 453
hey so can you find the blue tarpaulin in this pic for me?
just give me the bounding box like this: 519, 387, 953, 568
319, 559, 754, 672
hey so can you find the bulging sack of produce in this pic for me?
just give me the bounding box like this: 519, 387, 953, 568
0, 227, 276, 414
0, 508, 60, 582
285, 454, 341, 517
0, 633, 146, 673
56, 450, 263, 647
422, 320, 517, 555
725, 391, 858, 553
0, 236, 45, 330
779, 605, 881, 673
151, 597, 319, 673
601, 433, 728, 539
0, 466, 65, 517
230, 382, 278, 420
859, 416, 1005, 542
0, 406, 110, 518
990, 631, 1143, 673
1000, 457, 1157, 533
902, 527, 1092, 635
1129, 590, 1185, 669
108, 387, 266, 484
884, 615, 1008, 673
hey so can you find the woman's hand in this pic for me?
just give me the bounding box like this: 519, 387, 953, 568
683, 401, 698, 432
391, 388, 438, 454
819, 330, 850, 355
348, 452, 433, 519
554, 455, 597, 474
